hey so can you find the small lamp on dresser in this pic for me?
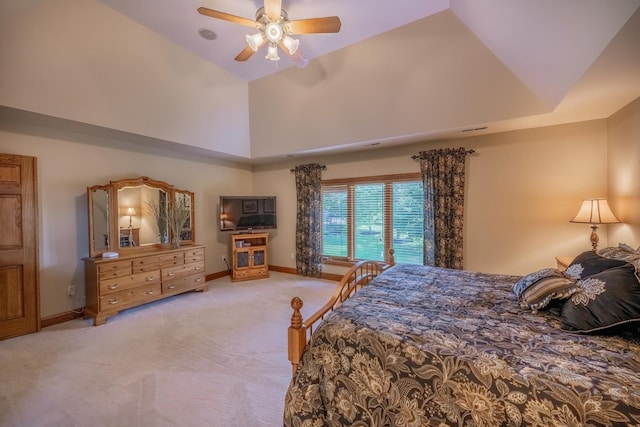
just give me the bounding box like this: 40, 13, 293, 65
126, 207, 136, 228
126, 207, 137, 246
570, 198, 620, 251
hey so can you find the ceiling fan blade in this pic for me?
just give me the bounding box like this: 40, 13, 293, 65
235, 46, 257, 62
197, 7, 256, 28
264, 0, 282, 21
286, 16, 341, 34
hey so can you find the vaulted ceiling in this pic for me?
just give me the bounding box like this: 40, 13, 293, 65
1, 0, 639, 163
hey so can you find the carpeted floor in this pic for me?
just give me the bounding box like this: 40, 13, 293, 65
0, 272, 337, 427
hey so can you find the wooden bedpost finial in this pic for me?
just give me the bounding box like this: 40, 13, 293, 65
290, 297, 303, 329
388, 248, 395, 265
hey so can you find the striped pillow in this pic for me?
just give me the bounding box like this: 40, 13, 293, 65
513, 268, 578, 313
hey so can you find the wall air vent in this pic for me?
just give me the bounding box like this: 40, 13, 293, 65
461, 126, 488, 133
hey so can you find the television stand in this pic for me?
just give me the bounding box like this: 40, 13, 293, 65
230, 233, 269, 281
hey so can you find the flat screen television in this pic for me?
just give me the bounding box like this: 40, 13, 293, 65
219, 196, 277, 232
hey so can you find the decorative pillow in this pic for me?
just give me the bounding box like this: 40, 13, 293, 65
597, 244, 640, 267
513, 268, 578, 313
561, 263, 640, 334
564, 250, 627, 280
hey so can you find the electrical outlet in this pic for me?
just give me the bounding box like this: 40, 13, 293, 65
67, 285, 76, 296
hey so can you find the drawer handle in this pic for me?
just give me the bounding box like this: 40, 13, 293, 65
146, 276, 155, 281
168, 284, 176, 289
108, 284, 118, 290
196, 278, 202, 282
146, 289, 155, 295
168, 271, 175, 276
195, 265, 201, 271
108, 298, 120, 305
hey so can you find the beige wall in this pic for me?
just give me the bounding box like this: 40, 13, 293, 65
0, 119, 252, 318
248, 10, 548, 159
254, 120, 609, 276
608, 96, 640, 246
1, 109, 634, 319
0, 0, 251, 157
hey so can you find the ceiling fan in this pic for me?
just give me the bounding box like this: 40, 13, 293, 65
197, 0, 341, 66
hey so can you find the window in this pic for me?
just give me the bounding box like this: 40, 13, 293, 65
321, 174, 423, 264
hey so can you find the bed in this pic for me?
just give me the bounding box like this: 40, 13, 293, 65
284, 247, 640, 426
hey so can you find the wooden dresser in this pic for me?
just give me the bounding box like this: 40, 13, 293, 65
84, 245, 206, 325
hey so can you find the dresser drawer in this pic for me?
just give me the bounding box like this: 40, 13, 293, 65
184, 248, 205, 263
163, 272, 206, 294
133, 252, 184, 273
162, 261, 205, 281
99, 283, 161, 313
234, 267, 269, 280
99, 270, 160, 295
98, 260, 132, 280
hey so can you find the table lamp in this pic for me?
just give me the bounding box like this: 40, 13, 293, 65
570, 198, 620, 251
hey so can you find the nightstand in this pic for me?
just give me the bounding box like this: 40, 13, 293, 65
555, 256, 574, 271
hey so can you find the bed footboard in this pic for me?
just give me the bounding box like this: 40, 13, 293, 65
288, 251, 395, 375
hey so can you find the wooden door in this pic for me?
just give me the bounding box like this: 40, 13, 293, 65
0, 154, 39, 340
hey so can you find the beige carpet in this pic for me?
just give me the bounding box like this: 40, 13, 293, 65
0, 272, 337, 427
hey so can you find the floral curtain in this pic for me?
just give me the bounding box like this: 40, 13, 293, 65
293, 163, 324, 277
418, 147, 469, 269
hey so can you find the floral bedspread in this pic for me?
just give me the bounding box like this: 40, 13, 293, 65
284, 264, 640, 427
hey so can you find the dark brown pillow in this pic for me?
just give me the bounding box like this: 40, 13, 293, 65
561, 263, 640, 334
565, 251, 627, 280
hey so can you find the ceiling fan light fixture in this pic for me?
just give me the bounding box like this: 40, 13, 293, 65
264, 21, 283, 43
266, 44, 280, 61
282, 35, 299, 55
246, 33, 264, 52
198, 4, 342, 64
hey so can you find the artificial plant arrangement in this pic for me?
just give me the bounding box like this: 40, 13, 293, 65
168, 197, 190, 248
144, 196, 190, 247
144, 200, 169, 244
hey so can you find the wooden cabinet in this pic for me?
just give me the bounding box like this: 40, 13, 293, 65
119, 227, 140, 247
84, 245, 206, 325
231, 233, 269, 281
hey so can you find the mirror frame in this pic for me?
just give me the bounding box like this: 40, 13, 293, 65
86, 176, 196, 257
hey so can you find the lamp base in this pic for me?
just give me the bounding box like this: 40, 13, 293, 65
589, 224, 599, 251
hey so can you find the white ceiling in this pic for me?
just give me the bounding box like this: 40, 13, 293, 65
96, 0, 452, 82
1, 0, 640, 163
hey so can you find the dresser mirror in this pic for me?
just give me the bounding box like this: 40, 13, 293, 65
174, 189, 195, 244
87, 176, 196, 257
88, 186, 110, 254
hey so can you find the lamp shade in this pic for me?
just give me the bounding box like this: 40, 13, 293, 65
266, 44, 280, 61
570, 199, 620, 224
246, 33, 264, 52
282, 35, 299, 55
126, 207, 137, 216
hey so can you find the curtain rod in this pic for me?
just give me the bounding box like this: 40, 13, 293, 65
290, 165, 327, 172
411, 149, 475, 160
